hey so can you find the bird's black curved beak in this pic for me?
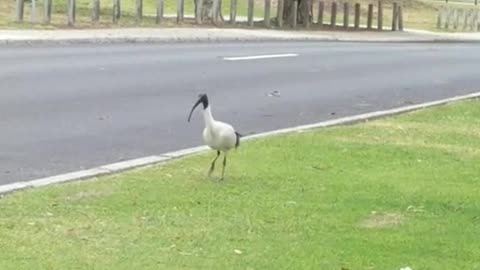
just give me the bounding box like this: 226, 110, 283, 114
187, 94, 208, 122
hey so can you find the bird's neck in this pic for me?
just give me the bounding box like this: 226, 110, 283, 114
202, 106, 215, 129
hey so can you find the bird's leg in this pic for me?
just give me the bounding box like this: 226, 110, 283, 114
208, 150, 221, 177
221, 153, 227, 180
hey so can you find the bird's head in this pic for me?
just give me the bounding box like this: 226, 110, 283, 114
187, 93, 209, 122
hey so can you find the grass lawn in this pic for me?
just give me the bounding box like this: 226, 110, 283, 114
1, 99, 480, 269
1, 0, 479, 31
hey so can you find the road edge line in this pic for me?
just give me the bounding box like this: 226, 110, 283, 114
1, 91, 479, 195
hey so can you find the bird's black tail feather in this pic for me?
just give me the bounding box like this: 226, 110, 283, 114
235, 131, 242, 148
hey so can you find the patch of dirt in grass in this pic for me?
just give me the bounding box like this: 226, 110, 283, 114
358, 212, 405, 229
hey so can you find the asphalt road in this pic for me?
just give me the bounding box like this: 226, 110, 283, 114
1, 41, 479, 185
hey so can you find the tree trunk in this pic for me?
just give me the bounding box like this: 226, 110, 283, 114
194, 0, 224, 23
282, 0, 311, 25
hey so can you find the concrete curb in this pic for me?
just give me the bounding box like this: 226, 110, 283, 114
0, 37, 332, 45
1, 28, 480, 45
2, 36, 480, 45
1, 91, 479, 195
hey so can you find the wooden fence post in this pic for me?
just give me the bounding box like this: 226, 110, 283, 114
458, 9, 463, 29
291, 0, 298, 28
478, 11, 480, 31
43, 0, 52, 23
330, 2, 337, 28
343, 3, 349, 28
392, 2, 398, 30
378, 0, 383, 30
304, 0, 311, 28
354, 3, 360, 29
471, 10, 477, 30
68, 0, 76, 26
92, 0, 100, 22
277, 0, 284, 27
265, 0, 271, 27
113, 0, 121, 22
177, 0, 184, 23
318, 1, 324, 26
445, 8, 452, 29
15, 0, 25, 22
436, 7, 444, 29
157, 0, 164, 24
453, 9, 460, 29
398, 5, 403, 31
136, 0, 143, 22
462, 9, 470, 30
195, 0, 202, 24
248, 0, 254, 27
230, 0, 237, 24
453, 9, 458, 29
367, 4, 373, 29
472, 10, 479, 30
470, 10, 474, 30
468, 9, 474, 30
212, 0, 219, 25
31, 0, 36, 23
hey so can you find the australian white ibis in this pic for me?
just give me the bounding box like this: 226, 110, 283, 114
188, 94, 241, 180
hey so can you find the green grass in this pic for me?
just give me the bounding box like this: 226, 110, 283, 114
1, 100, 480, 269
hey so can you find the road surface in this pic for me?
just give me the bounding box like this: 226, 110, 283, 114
1, 41, 479, 185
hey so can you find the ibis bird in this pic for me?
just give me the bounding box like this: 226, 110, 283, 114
187, 93, 241, 180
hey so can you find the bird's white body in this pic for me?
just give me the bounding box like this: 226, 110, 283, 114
187, 93, 240, 179
202, 107, 237, 151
